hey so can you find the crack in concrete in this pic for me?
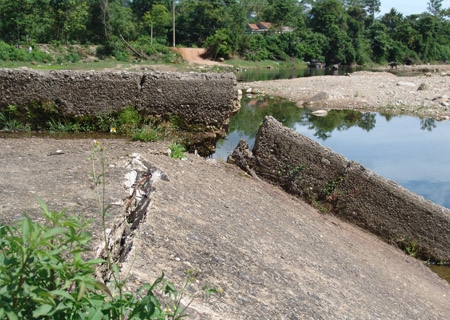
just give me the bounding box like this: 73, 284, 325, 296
95, 153, 169, 283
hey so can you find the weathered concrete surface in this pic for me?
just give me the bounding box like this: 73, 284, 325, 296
0, 68, 238, 134
1, 137, 449, 319
242, 116, 450, 262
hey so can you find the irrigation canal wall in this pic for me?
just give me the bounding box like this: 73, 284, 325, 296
0, 68, 239, 137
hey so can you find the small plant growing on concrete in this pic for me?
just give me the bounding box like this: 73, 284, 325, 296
169, 143, 186, 159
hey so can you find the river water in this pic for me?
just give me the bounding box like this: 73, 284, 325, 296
214, 95, 450, 210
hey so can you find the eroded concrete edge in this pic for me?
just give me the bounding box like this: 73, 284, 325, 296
95, 153, 168, 282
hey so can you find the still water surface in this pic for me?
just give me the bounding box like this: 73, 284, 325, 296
214, 96, 450, 209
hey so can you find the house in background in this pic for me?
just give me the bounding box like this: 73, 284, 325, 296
246, 22, 272, 33
246, 22, 293, 33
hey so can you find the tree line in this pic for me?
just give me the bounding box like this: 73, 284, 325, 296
0, 0, 449, 66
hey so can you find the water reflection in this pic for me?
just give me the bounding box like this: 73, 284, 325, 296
215, 96, 450, 209
304, 110, 377, 140
234, 66, 358, 82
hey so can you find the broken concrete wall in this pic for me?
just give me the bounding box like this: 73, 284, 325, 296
0, 68, 238, 133
243, 116, 450, 262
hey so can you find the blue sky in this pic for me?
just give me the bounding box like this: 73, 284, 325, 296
379, 0, 450, 16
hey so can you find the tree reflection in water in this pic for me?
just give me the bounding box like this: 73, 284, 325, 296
215, 95, 449, 208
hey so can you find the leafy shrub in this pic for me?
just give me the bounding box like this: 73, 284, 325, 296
118, 107, 140, 135
96, 38, 128, 61
0, 41, 52, 62
203, 29, 233, 60
0, 199, 107, 319
169, 143, 186, 159
0, 199, 216, 319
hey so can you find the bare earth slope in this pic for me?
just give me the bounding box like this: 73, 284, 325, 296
0, 138, 449, 319
175, 48, 228, 67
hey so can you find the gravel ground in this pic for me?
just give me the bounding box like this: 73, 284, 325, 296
239, 66, 450, 120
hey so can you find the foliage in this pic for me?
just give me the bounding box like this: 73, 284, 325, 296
0, 0, 449, 65
0, 102, 181, 140
0, 105, 29, 132
143, 4, 171, 44
0, 199, 108, 319
132, 125, 161, 142
203, 29, 233, 60
0, 41, 52, 62
118, 107, 140, 135
169, 143, 186, 159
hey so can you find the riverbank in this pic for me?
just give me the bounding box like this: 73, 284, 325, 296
239, 65, 450, 120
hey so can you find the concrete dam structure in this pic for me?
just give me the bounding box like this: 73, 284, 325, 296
0, 68, 239, 140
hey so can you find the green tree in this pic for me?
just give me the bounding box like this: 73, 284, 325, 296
131, 0, 172, 19
143, 4, 171, 44
381, 8, 404, 31
175, 0, 226, 46
50, 0, 90, 43
261, 0, 299, 28
427, 0, 444, 18
363, 0, 381, 24
413, 13, 449, 62
367, 21, 390, 63
347, 6, 371, 64
307, 0, 355, 65
203, 28, 233, 59
109, 1, 137, 40
222, 0, 247, 54
0, 0, 53, 45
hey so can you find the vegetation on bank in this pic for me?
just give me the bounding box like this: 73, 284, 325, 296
0, 0, 449, 68
0, 103, 187, 145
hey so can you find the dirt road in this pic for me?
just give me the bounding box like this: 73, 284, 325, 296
174, 48, 228, 66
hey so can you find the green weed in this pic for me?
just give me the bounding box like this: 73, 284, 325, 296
132, 125, 160, 142
322, 176, 344, 198
118, 107, 140, 135
169, 143, 186, 159
406, 240, 418, 257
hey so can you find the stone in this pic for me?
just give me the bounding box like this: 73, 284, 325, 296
417, 83, 429, 91
307, 91, 329, 102
396, 81, 415, 86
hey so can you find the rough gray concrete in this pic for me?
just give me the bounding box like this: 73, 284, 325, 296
1, 137, 449, 319
0, 68, 239, 134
